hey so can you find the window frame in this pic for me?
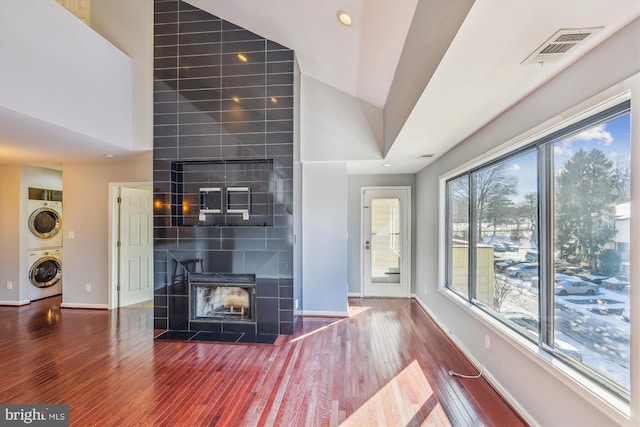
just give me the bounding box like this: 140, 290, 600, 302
442, 99, 632, 402
445, 175, 470, 300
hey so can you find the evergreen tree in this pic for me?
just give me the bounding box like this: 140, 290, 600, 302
555, 149, 617, 271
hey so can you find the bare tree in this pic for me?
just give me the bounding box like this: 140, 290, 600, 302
493, 275, 514, 313
475, 166, 518, 239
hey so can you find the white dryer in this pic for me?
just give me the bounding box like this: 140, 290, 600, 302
27, 200, 63, 249
28, 248, 63, 301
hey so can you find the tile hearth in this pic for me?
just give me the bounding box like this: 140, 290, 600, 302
154, 329, 278, 344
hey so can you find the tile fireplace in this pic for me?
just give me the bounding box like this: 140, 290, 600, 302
152, 0, 298, 344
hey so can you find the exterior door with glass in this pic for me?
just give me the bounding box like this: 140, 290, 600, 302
362, 187, 411, 297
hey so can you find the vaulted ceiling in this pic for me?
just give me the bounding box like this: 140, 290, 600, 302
0, 0, 638, 172
188, 0, 419, 110
188, 0, 639, 173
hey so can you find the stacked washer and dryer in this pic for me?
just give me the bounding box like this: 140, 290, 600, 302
27, 188, 63, 301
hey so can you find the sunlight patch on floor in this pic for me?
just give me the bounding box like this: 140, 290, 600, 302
347, 305, 371, 316
291, 318, 347, 343
340, 360, 451, 426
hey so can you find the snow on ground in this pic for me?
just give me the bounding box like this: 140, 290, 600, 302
494, 256, 631, 391
555, 287, 630, 389
481, 244, 630, 390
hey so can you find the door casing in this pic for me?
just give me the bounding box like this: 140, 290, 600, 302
108, 182, 153, 309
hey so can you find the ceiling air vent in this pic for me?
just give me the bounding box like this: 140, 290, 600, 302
522, 27, 603, 65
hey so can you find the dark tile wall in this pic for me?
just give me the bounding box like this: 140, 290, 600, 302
153, 0, 294, 339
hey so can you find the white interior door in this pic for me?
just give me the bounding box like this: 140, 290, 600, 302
362, 187, 411, 297
118, 187, 153, 307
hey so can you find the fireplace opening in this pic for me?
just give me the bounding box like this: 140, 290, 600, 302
191, 282, 256, 322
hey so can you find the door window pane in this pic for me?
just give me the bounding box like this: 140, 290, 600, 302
370, 198, 401, 284
553, 112, 631, 393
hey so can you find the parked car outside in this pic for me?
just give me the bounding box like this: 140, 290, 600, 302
503, 242, 520, 252
502, 312, 582, 361
532, 273, 582, 289
557, 265, 586, 275
554, 273, 582, 283
506, 263, 538, 279
492, 243, 506, 252
554, 280, 598, 296
495, 259, 517, 272
525, 250, 538, 262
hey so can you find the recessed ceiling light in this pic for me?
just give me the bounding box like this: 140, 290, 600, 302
417, 153, 434, 159
383, 163, 391, 167
104, 154, 117, 159
337, 10, 352, 26
237, 53, 248, 62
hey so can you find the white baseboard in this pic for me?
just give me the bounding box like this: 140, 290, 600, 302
0, 299, 30, 306
60, 302, 109, 310
301, 310, 349, 317
411, 294, 536, 427
348, 292, 362, 298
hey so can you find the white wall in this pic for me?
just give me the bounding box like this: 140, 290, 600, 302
301, 162, 348, 316
61, 153, 152, 308
413, 18, 639, 427
300, 75, 383, 162
299, 72, 387, 314
0, 0, 133, 151
90, 0, 154, 152
0, 165, 22, 304
346, 174, 415, 295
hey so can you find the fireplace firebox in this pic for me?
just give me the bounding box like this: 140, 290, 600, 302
190, 278, 256, 322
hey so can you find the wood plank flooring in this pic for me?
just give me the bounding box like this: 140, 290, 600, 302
0, 296, 527, 426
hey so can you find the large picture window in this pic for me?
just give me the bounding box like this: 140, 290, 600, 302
445, 101, 631, 400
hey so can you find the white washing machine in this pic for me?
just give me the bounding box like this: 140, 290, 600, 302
28, 248, 63, 301
27, 200, 63, 249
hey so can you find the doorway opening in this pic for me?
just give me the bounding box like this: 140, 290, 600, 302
109, 183, 153, 309
361, 187, 411, 297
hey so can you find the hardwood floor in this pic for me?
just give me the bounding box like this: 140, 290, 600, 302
0, 296, 527, 426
